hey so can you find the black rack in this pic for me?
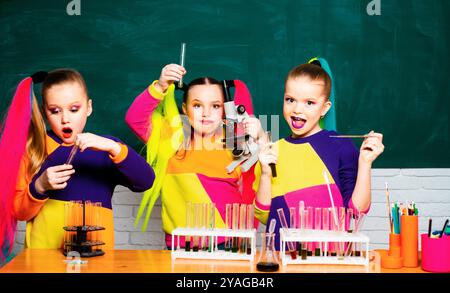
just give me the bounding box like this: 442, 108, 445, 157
63, 225, 105, 257
63, 199, 106, 257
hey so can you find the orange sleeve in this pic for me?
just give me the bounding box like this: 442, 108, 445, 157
109, 143, 128, 164
13, 157, 47, 221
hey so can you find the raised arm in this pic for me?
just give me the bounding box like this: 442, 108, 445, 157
125, 64, 186, 142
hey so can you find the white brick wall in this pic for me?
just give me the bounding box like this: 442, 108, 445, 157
12, 169, 450, 254
366, 169, 450, 249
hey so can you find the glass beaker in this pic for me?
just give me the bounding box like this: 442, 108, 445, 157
256, 232, 279, 272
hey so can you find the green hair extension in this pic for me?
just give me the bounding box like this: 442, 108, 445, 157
308, 56, 337, 131
134, 84, 183, 231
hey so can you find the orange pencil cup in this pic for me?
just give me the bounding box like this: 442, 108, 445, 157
421, 234, 450, 272
379, 233, 403, 269
388, 233, 401, 257
400, 215, 418, 267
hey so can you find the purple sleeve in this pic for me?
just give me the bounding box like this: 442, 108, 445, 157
125, 86, 162, 143
338, 142, 359, 208
107, 137, 156, 192
114, 146, 155, 192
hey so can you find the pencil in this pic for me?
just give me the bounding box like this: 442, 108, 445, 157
439, 219, 449, 238
428, 218, 432, 238
385, 182, 393, 233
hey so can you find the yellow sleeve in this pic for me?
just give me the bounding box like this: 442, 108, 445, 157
148, 80, 166, 100
253, 162, 270, 225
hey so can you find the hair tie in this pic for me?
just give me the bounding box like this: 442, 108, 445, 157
309, 59, 322, 68
31, 71, 48, 84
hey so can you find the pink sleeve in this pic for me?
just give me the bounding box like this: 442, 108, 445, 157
125, 84, 163, 142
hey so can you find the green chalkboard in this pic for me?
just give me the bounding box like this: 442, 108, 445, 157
1, 0, 449, 167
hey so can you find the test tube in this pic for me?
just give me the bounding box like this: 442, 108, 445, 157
322, 207, 330, 255
346, 208, 354, 232
277, 208, 297, 260
93, 202, 102, 248
88, 201, 94, 227
95, 201, 102, 238
298, 201, 304, 255
337, 207, 346, 258
301, 209, 309, 260
232, 203, 239, 252
199, 203, 205, 251
193, 203, 200, 252
289, 207, 297, 229
76, 200, 83, 227
355, 212, 366, 232
345, 208, 355, 257
353, 212, 366, 257
64, 201, 71, 252
209, 203, 215, 252
338, 207, 346, 231
73, 201, 81, 246
246, 204, 254, 255
65, 145, 78, 165
202, 203, 209, 251
179, 42, 186, 87
298, 201, 305, 229
239, 204, 247, 253
329, 207, 337, 256
85, 200, 92, 241
69, 201, 77, 244
307, 206, 314, 256
82, 200, 87, 228
185, 202, 192, 251
225, 204, 232, 251
314, 207, 322, 256
289, 207, 298, 252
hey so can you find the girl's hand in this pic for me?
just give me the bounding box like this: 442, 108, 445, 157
359, 130, 384, 165
242, 117, 265, 141
35, 164, 75, 193
155, 63, 187, 93
258, 140, 278, 177
75, 133, 122, 157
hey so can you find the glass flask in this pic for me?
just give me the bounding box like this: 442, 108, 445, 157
256, 232, 280, 272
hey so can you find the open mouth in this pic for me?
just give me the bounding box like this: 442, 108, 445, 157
62, 127, 73, 139
291, 116, 306, 129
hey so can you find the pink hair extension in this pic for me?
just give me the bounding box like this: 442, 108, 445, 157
233, 80, 254, 116
232, 80, 256, 205
0, 77, 33, 261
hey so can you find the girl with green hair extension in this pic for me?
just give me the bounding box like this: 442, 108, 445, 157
126, 63, 263, 248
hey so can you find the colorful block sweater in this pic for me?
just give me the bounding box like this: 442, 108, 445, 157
253, 130, 370, 249
13, 131, 155, 249
125, 82, 256, 247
